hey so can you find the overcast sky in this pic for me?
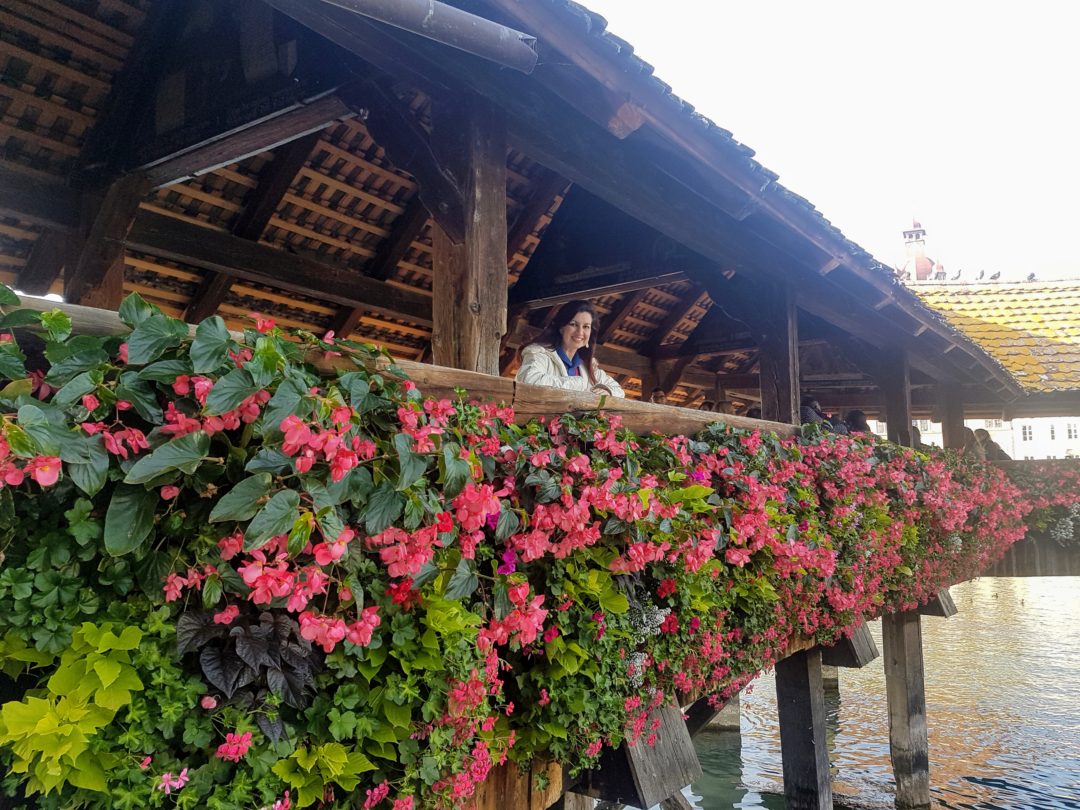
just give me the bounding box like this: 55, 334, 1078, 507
580, 0, 1080, 281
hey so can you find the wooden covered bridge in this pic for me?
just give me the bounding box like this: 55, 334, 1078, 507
1, 1, 1078, 808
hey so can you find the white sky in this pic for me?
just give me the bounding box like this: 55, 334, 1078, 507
579, 0, 1080, 280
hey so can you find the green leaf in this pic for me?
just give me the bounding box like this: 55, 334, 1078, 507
204, 368, 258, 415
137, 358, 193, 384
245, 489, 301, 551
118, 293, 160, 327
104, 485, 157, 556
0, 308, 40, 329
0, 283, 20, 306
51, 371, 99, 409
126, 313, 189, 366
66, 435, 110, 497
0, 341, 27, 380
245, 448, 293, 474
394, 432, 427, 491
261, 377, 311, 436
441, 443, 471, 498
445, 557, 478, 601
495, 508, 520, 543
598, 589, 629, 615
124, 431, 210, 484
365, 482, 404, 535
245, 336, 282, 388
382, 699, 412, 729
189, 316, 232, 373
0, 378, 32, 400
210, 473, 272, 522
38, 309, 72, 342
115, 371, 162, 424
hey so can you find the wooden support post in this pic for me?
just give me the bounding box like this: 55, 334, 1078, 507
430, 96, 508, 374
774, 649, 832, 810
65, 173, 152, 306
880, 349, 912, 446
755, 284, 799, 424
938, 384, 965, 450
882, 611, 930, 809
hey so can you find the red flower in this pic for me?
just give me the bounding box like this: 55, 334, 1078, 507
26, 456, 61, 487
215, 731, 252, 762
657, 578, 677, 598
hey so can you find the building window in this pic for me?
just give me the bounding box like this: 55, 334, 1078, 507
1067, 451, 1076, 459
1048, 455, 1057, 460
1069, 424, 1078, 440
1022, 425, 1033, 441
1050, 425, 1056, 440
1024, 455, 1035, 460
917, 420, 930, 431
984, 419, 1003, 429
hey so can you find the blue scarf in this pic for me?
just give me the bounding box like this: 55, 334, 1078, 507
555, 346, 582, 376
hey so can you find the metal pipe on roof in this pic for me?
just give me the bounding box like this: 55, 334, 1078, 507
315, 0, 538, 74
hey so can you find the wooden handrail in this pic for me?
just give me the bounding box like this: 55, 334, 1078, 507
9, 296, 798, 438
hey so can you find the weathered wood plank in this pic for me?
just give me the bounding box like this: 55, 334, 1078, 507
754, 284, 799, 424
937, 384, 965, 450
0, 165, 81, 232
819, 622, 880, 668
775, 649, 832, 810
143, 95, 355, 189
430, 95, 508, 375
880, 349, 913, 446
882, 610, 930, 809
917, 588, 957, 618
17, 228, 69, 296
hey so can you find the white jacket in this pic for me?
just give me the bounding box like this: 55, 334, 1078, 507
515, 344, 625, 397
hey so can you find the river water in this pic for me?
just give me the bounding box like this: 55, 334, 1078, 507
687, 577, 1080, 809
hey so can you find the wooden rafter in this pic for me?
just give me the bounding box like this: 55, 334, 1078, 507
124, 212, 433, 326
510, 270, 685, 310
330, 194, 430, 338
18, 229, 69, 296
650, 283, 707, 348
143, 95, 356, 189
597, 288, 648, 346
505, 168, 567, 262
341, 82, 466, 244
186, 132, 323, 323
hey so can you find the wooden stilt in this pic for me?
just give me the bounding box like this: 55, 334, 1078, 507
882, 611, 931, 810
774, 649, 832, 810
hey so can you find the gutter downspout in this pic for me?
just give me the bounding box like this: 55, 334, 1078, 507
317, 0, 538, 74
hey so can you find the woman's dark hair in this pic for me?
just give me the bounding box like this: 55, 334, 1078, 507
533, 300, 599, 385
845, 409, 870, 432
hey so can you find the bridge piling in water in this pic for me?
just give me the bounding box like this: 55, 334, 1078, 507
882, 610, 931, 810
774, 648, 833, 810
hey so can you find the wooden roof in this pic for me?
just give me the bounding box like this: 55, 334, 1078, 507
0, 0, 1031, 410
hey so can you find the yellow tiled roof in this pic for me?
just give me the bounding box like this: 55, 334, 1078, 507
915, 281, 1080, 392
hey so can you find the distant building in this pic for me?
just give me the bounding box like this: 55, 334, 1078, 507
896, 220, 946, 282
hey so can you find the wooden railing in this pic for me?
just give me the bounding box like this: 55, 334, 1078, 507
12, 295, 798, 439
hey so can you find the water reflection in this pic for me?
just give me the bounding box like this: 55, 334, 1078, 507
690, 577, 1080, 809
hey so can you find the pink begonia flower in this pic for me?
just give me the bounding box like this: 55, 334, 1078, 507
81, 394, 100, 412
215, 731, 253, 762
139, 756, 152, 770
160, 485, 180, 500
252, 313, 276, 333
116, 400, 132, 411
117, 343, 128, 363
26, 456, 61, 487
213, 605, 239, 625
200, 695, 218, 710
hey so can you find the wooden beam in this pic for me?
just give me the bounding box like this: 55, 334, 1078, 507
882, 611, 931, 809
65, 173, 153, 306
775, 649, 833, 810
232, 133, 321, 240
752, 284, 799, 424
880, 349, 912, 446
17, 229, 69, 296
124, 212, 433, 326
651, 284, 707, 347
0, 165, 81, 231
938, 384, 965, 450
186, 133, 324, 323
819, 623, 879, 668
598, 289, 648, 346
142, 94, 356, 189
511, 270, 686, 310
917, 588, 958, 618
506, 167, 568, 262
429, 95, 508, 374
341, 82, 466, 244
